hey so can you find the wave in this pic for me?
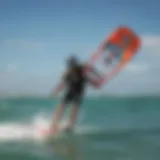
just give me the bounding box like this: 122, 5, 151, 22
0, 111, 159, 143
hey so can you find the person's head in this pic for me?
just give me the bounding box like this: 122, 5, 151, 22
66, 55, 78, 68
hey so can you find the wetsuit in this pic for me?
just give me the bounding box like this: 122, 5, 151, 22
62, 64, 87, 105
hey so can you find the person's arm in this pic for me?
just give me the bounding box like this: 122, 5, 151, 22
88, 66, 102, 79
50, 82, 65, 97
84, 65, 102, 88
88, 78, 101, 88
50, 72, 67, 97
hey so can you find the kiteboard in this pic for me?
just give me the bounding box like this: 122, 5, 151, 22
86, 26, 141, 87
37, 124, 74, 143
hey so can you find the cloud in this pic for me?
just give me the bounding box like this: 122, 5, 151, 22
0, 35, 160, 96
124, 63, 148, 73
6, 63, 17, 73
142, 35, 160, 47
0, 39, 45, 52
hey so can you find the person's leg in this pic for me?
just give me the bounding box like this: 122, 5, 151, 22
50, 92, 72, 133
66, 95, 82, 130
67, 103, 80, 129
50, 102, 66, 133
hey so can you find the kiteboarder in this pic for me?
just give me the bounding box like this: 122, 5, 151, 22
50, 55, 102, 133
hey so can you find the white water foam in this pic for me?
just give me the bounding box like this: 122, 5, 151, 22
0, 114, 49, 142
0, 112, 99, 143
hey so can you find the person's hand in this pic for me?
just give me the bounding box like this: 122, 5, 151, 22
49, 90, 58, 98
94, 81, 101, 88
91, 79, 102, 89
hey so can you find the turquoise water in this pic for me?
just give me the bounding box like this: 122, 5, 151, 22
0, 96, 160, 160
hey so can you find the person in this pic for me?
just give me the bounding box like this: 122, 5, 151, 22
50, 55, 102, 134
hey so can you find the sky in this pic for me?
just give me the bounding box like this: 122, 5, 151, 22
0, 0, 160, 96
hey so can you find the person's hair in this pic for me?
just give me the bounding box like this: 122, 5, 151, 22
66, 55, 78, 67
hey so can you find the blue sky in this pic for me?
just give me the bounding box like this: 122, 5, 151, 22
0, 0, 160, 95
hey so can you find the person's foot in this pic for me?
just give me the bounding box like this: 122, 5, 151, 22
63, 124, 74, 132
49, 125, 59, 134
64, 127, 73, 133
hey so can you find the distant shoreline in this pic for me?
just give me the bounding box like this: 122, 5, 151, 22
0, 94, 160, 99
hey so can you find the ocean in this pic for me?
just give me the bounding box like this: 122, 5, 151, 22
0, 96, 159, 160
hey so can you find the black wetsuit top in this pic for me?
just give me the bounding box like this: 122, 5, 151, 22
64, 64, 87, 94
62, 64, 87, 104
